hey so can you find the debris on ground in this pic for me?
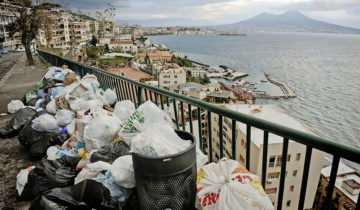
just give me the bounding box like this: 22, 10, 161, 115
0, 65, 273, 209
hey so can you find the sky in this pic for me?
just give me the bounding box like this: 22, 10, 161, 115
58, 0, 360, 28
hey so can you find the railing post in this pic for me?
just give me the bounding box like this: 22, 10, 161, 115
137, 86, 143, 106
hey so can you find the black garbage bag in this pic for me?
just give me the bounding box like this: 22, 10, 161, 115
20, 156, 81, 201
90, 141, 130, 164
0, 108, 37, 138
42, 79, 57, 91
18, 115, 68, 160
30, 180, 121, 210
27, 98, 38, 107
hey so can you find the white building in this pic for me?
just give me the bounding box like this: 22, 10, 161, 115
0, 2, 21, 50
159, 68, 186, 88
187, 67, 208, 78
108, 40, 137, 52
169, 82, 208, 100
116, 34, 131, 41
209, 104, 325, 209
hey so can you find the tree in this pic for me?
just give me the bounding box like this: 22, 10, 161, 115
6, 0, 61, 65
104, 44, 110, 53
95, 3, 115, 36
90, 35, 98, 46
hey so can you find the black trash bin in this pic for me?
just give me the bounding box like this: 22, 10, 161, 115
132, 130, 197, 210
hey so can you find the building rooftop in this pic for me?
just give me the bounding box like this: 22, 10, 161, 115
208, 91, 232, 98
109, 40, 133, 45
161, 68, 185, 74
224, 104, 317, 147
107, 67, 151, 81
321, 161, 360, 203
174, 82, 207, 92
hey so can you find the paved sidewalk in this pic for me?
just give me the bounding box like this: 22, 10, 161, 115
0, 53, 47, 209
0, 53, 47, 113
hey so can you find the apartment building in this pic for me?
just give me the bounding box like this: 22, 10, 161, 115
314, 162, 359, 209
187, 67, 208, 78
68, 21, 90, 46
158, 68, 186, 88
41, 12, 71, 49
208, 104, 325, 209
89, 20, 99, 35
138, 50, 173, 63
0, 1, 21, 50
108, 40, 137, 52
169, 82, 208, 100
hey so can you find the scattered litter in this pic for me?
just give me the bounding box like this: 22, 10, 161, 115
7, 100, 25, 113
196, 158, 273, 210
0, 107, 37, 137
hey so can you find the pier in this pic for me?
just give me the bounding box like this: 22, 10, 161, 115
264, 72, 296, 98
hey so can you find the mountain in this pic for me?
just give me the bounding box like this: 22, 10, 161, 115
212, 11, 360, 34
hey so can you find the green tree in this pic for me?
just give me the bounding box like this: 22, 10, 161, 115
90, 35, 98, 46
6, 0, 61, 65
104, 44, 110, 53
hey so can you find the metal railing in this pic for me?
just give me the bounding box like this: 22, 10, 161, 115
38, 50, 360, 210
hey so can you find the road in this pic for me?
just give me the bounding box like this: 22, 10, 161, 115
0, 52, 47, 113
0, 52, 47, 209
0, 52, 22, 79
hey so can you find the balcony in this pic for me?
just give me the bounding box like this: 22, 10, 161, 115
37, 50, 360, 210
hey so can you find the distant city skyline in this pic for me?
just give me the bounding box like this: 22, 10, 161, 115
58, 0, 360, 28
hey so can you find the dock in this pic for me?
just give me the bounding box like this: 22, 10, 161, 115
264, 72, 296, 98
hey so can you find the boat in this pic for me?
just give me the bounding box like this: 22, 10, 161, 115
249, 82, 255, 85
261, 79, 268, 82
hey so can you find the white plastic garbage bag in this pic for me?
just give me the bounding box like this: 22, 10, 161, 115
31, 113, 62, 133
74, 161, 111, 184
66, 119, 76, 136
131, 123, 192, 157
66, 95, 91, 112
83, 115, 122, 150
46, 146, 75, 160
104, 89, 118, 105
113, 100, 135, 122
55, 109, 75, 126
8, 100, 25, 113
119, 101, 173, 145
197, 158, 273, 210
75, 111, 93, 142
46, 99, 57, 114
196, 147, 208, 172
16, 166, 35, 196
110, 155, 135, 188
81, 74, 100, 89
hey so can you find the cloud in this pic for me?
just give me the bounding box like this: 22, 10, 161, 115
54, 0, 360, 28
278, 0, 359, 11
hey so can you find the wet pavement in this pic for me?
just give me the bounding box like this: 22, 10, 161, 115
0, 53, 47, 209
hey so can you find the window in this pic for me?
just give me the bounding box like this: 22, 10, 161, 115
293, 170, 297, 177
241, 139, 244, 146
174, 75, 178, 78
174, 81, 177, 84
290, 186, 294, 192
265, 188, 277, 194
286, 200, 291, 207
276, 155, 282, 167
287, 154, 291, 161
268, 172, 280, 179
296, 153, 301, 161
269, 156, 275, 167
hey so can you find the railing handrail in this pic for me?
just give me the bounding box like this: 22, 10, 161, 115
37, 50, 360, 164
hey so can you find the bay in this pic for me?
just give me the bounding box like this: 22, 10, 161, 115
149, 32, 360, 154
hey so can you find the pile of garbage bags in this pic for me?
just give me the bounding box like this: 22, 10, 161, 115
0, 65, 273, 209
